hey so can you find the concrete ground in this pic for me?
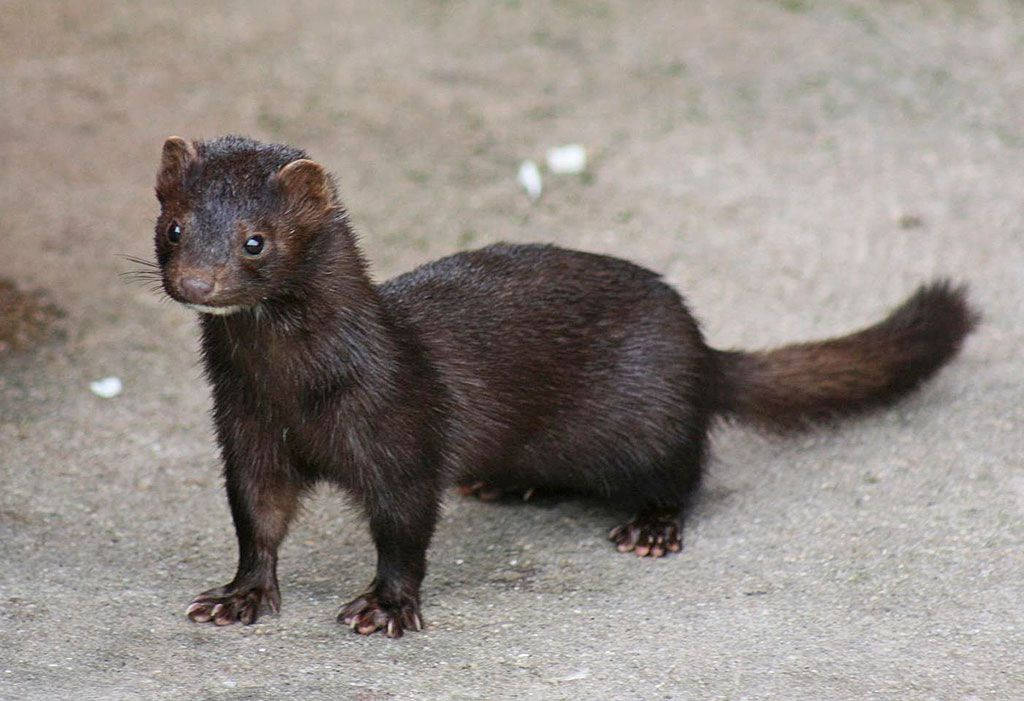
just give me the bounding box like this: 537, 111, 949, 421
1, 1, 1022, 699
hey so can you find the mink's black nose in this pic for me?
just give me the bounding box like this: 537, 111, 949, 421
180, 275, 215, 302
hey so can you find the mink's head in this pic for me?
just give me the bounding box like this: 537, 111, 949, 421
153, 135, 340, 315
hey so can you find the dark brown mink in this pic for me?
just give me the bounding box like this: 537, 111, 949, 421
149, 135, 977, 638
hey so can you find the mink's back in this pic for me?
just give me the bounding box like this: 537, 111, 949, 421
378, 243, 714, 502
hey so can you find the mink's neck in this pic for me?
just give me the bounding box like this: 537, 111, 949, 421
199, 216, 403, 396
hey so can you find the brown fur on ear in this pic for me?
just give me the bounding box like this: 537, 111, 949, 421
156, 136, 197, 199
274, 159, 335, 222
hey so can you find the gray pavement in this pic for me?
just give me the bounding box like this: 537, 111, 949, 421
1, 2, 1021, 699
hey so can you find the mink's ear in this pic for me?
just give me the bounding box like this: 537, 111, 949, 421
156, 136, 197, 200
273, 158, 335, 221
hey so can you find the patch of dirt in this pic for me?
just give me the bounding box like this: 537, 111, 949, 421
0, 278, 65, 353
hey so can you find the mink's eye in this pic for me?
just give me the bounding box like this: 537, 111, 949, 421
166, 221, 182, 244
243, 235, 265, 256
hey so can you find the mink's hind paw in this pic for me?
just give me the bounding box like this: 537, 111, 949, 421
608, 513, 682, 558
186, 581, 280, 626
456, 481, 539, 502
338, 592, 423, 638
456, 481, 506, 502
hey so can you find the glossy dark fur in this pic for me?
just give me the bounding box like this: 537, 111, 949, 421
152, 135, 977, 637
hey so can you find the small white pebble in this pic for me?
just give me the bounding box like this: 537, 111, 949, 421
89, 376, 122, 399
546, 144, 587, 174
517, 160, 542, 200
546, 668, 590, 683
223, 680, 237, 688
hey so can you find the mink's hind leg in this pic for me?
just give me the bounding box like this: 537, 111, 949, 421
608, 508, 682, 558
606, 421, 707, 558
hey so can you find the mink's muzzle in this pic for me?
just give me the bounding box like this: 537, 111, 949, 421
161, 263, 249, 313
179, 275, 215, 303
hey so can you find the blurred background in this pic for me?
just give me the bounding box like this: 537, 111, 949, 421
1, 2, 1021, 699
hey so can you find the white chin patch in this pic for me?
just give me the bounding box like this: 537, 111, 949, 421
185, 303, 245, 316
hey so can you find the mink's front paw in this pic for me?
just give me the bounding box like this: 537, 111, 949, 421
337, 592, 423, 638
186, 581, 280, 626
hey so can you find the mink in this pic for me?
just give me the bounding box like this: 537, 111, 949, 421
149, 135, 977, 638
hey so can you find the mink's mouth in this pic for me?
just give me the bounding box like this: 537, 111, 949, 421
184, 302, 246, 316
161, 277, 249, 316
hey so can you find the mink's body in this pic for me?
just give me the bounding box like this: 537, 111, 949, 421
150, 135, 976, 637
382, 243, 713, 509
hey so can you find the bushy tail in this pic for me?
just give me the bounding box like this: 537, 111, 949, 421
712, 281, 978, 432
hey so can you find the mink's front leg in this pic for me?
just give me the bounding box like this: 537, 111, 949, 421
187, 437, 300, 626
338, 487, 438, 638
